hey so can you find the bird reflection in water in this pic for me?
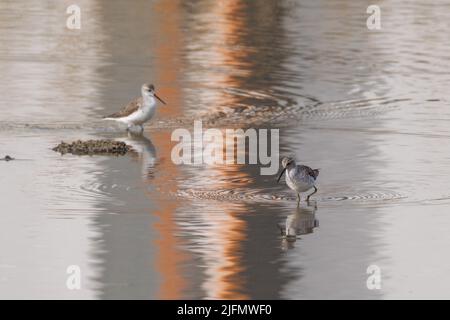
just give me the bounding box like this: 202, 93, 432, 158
118, 132, 157, 179
279, 202, 319, 250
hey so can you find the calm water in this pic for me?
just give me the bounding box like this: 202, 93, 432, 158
1, 0, 450, 299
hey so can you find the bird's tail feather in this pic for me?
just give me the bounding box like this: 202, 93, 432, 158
313, 169, 320, 178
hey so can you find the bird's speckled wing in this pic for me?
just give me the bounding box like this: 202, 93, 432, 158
104, 97, 143, 118
299, 165, 320, 179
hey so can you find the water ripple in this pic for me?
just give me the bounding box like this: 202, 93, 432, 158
174, 188, 408, 204
0, 93, 418, 133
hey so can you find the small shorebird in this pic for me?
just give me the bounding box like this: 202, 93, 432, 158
0, 155, 14, 161
277, 156, 319, 205
103, 83, 166, 131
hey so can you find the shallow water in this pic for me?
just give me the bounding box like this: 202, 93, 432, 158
1, 0, 450, 299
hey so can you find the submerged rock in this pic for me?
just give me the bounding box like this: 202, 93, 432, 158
53, 140, 131, 156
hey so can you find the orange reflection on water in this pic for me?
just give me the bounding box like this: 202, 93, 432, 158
183, 0, 254, 111
184, 0, 253, 298
149, 0, 258, 299
150, 132, 189, 300
200, 168, 249, 300
150, 0, 188, 300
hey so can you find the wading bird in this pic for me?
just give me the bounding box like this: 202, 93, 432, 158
103, 83, 166, 132
277, 156, 319, 205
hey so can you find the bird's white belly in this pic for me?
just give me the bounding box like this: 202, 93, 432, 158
119, 107, 154, 125
286, 171, 314, 193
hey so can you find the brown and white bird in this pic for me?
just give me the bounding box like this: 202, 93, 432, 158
277, 156, 319, 205
103, 83, 166, 131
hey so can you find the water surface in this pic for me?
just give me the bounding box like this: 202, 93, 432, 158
1, 0, 450, 299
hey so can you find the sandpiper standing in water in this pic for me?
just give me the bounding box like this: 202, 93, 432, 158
277, 156, 319, 205
103, 83, 166, 132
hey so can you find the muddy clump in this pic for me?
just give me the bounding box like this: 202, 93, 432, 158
53, 140, 131, 156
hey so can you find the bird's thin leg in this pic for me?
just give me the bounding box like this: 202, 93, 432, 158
306, 186, 318, 202
296, 193, 301, 206
277, 224, 285, 236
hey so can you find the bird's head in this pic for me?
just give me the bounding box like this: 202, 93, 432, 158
141, 83, 166, 105
281, 156, 295, 169
277, 156, 296, 183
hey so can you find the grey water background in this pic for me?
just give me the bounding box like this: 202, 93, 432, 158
1, 0, 450, 299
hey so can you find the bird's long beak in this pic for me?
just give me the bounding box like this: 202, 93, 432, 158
154, 93, 166, 105
277, 168, 286, 183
